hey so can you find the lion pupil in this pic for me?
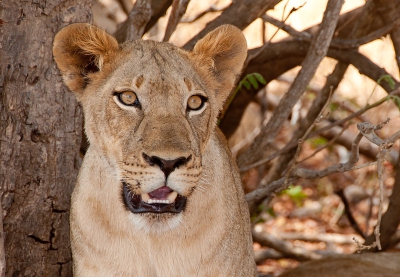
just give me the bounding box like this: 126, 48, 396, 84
121, 91, 137, 105
188, 95, 202, 110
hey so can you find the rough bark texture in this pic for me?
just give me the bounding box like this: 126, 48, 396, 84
0, 0, 90, 275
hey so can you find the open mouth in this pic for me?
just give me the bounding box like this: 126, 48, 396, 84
123, 183, 187, 214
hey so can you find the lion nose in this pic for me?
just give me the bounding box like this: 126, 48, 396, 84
143, 153, 191, 178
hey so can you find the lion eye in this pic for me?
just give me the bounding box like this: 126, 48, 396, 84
116, 91, 140, 107
187, 95, 206, 111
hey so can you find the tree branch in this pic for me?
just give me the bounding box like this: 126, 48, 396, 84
183, 0, 281, 50
163, 0, 190, 42
115, 0, 152, 43
336, 189, 366, 239
374, 0, 400, 69
262, 14, 399, 49
252, 230, 324, 261
238, 0, 345, 168
220, 6, 390, 139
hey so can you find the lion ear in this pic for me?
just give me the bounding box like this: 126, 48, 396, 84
191, 25, 247, 108
53, 23, 119, 96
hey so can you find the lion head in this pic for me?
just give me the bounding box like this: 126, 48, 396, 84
53, 23, 247, 233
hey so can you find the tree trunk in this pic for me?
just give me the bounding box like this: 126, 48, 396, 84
0, 1, 90, 276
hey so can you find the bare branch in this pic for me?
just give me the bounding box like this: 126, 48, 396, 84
375, 144, 386, 250
252, 230, 324, 261
353, 237, 376, 253
238, 0, 345, 168
180, 5, 226, 24
374, 0, 400, 69
310, 89, 400, 139
221, 5, 399, 139
183, 0, 281, 50
246, 132, 364, 212
364, 148, 400, 250
144, 0, 173, 34
115, 0, 152, 43
279, 232, 362, 245
283, 88, 333, 186
163, 0, 190, 42
262, 14, 399, 49
336, 189, 366, 239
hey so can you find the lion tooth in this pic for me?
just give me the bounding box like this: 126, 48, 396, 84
167, 191, 178, 203
141, 193, 150, 203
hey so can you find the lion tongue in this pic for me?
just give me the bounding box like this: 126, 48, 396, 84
148, 186, 172, 200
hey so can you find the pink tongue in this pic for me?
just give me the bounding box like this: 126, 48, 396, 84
148, 186, 172, 200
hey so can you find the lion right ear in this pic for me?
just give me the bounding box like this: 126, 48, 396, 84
53, 23, 119, 96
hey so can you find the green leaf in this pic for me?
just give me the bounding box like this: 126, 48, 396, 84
247, 74, 259, 89
377, 75, 395, 90
308, 137, 328, 148
389, 95, 400, 111
242, 80, 251, 90
253, 73, 266, 85
282, 185, 307, 206
266, 207, 276, 218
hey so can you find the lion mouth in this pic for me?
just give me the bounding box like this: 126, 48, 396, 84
122, 183, 186, 214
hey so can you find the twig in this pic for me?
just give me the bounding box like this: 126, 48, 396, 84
246, 132, 364, 212
180, 5, 226, 23
183, 0, 281, 50
262, 14, 399, 49
299, 123, 350, 163
335, 189, 366, 239
115, 0, 152, 43
353, 120, 400, 250
244, 2, 306, 69
375, 144, 386, 250
163, 0, 190, 42
310, 87, 400, 139
238, 0, 345, 168
283, 88, 333, 186
353, 237, 376, 253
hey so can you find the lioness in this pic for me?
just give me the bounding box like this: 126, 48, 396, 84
53, 23, 256, 276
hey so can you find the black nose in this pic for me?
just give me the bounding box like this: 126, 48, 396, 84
143, 153, 191, 178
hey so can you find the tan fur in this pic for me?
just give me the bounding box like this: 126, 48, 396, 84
280, 252, 400, 277
53, 23, 256, 276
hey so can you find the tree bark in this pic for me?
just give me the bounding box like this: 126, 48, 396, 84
0, 0, 90, 275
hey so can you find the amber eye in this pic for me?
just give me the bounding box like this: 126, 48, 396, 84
116, 91, 140, 107
187, 95, 206, 111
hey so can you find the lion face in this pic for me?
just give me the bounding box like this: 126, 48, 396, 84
53, 24, 247, 232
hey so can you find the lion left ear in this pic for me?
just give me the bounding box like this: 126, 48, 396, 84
53, 23, 119, 98
191, 25, 247, 109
